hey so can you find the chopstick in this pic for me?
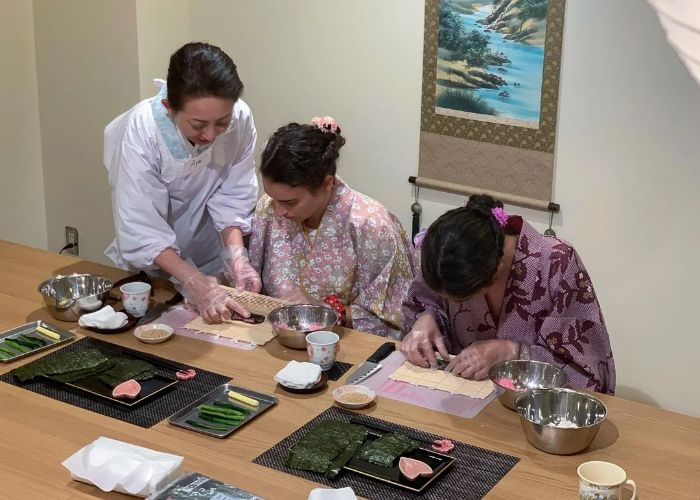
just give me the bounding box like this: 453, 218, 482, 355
349, 417, 435, 444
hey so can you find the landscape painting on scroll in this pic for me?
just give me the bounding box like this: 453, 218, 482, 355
435, 0, 548, 128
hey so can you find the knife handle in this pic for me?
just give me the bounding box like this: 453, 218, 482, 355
366, 342, 396, 364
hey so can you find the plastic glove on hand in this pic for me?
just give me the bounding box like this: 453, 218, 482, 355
182, 271, 250, 324
221, 245, 262, 293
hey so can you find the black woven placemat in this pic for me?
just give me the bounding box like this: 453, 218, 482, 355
253, 407, 519, 499
326, 361, 352, 381
0, 337, 230, 428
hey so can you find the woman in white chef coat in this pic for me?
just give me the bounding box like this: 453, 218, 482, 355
104, 42, 260, 324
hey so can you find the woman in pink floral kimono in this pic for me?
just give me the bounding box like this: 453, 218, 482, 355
249, 117, 416, 338
401, 195, 615, 394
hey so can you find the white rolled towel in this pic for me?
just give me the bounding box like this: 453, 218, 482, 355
79, 306, 128, 329
274, 361, 322, 389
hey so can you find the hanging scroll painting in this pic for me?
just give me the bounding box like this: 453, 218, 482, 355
419, 0, 566, 203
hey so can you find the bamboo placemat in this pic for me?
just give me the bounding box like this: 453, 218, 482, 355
253, 407, 519, 499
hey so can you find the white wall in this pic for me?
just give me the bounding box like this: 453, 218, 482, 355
189, 0, 700, 416
554, 0, 700, 415
0, 1, 47, 249
136, 0, 190, 99
33, 0, 141, 263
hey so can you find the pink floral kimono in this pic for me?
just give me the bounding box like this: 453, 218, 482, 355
403, 217, 616, 394
249, 177, 416, 338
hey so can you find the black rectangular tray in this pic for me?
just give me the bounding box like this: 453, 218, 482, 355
59, 371, 178, 407
0, 320, 75, 363
168, 383, 277, 438
345, 432, 456, 493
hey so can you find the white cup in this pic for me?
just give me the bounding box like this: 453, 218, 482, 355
578, 461, 636, 500
120, 282, 151, 318
306, 331, 340, 371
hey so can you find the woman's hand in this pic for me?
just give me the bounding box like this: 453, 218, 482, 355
221, 244, 262, 293
400, 313, 450, 368
445, 339, 519, 380
182, 271, 250, 324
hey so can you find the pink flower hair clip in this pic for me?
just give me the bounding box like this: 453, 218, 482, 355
491, 207, 508, 227
311, 115, 340, 134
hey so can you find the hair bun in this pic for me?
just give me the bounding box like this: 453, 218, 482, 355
466, 194, 502, 217
320, 132, 346, 163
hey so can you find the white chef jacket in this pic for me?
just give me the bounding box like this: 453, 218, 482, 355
104, 81, 258, 277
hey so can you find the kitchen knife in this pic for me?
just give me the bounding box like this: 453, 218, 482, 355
136, 292, 184, 326
345, 342, 396, 385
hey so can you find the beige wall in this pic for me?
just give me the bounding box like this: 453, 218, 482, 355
33, 0, 141, 262
0, 1, 47, 249
136, 0, 190, 99
189, 0, 700, 416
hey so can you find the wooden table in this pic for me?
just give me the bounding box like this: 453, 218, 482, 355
0, 240, 698, 499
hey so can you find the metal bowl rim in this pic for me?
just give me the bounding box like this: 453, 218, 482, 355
37, 273, 114, 297
488, 359, 570, 387
267, 304, 340, 326
514, 387, 608, 428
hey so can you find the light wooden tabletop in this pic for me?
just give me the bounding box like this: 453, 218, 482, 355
0, 240, 698, 499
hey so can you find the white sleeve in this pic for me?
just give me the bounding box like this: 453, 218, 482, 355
207, 105, 258, 235
107, 117, 178, 269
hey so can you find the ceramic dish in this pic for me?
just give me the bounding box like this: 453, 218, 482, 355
333, 384, 376, 409
134, 324, 174, 344
278, 372, 328, 394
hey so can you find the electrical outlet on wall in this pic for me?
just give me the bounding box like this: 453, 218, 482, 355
65, 226, 79, 256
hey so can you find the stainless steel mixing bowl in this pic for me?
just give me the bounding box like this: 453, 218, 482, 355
37, 274, 113, 321
268, 304, 340, 349
489, 359, 569, 410
515, 388, 607, 455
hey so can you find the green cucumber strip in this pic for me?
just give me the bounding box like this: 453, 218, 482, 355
3, 339, 30, 353
198, 414, 243, 426
0, 344, 20, 356
185, 419, 230, 431
212, 400, 251, 413
19, 334, 47, 346
199, 410, 245, 422
198, 405, 246, 418
13, 336, 42, 349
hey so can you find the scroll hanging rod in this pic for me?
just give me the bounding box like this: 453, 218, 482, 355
408, 176, 560, 213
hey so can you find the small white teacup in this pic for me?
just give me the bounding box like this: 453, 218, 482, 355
306, 331, 340, 371
578, 461, 636, 500
120, 282, 151, 318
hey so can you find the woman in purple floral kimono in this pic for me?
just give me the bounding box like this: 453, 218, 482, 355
249, 118, 416, 338
401, 195, 615, 394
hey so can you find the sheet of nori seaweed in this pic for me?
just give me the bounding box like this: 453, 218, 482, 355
325, 423, 370, 479
356, 432, 418, 467
13, 349, 111, 383
285, 420, 369, 474
49, 360, 116, 383
96, 359, 155, 387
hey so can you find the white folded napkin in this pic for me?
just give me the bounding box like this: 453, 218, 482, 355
62, 436, 183, 497
274, 361, 322, 389
78, 305, 128, 329
308, 487, 357, 500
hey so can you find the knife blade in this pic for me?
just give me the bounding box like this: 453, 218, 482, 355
136, 292, 184, 326
345, 342, 396, 385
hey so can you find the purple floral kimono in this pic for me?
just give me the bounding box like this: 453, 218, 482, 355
249, 177, 417, 338
402, 217, 616, 394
